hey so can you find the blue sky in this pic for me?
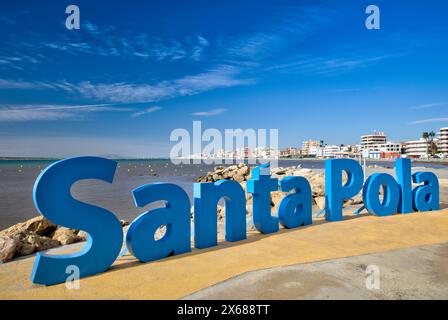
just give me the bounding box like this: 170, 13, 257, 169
0, 0, 447, 157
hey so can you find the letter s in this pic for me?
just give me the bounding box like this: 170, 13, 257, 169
31, 157, 123, 285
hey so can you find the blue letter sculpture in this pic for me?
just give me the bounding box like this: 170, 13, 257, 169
363, 173, 400, 216
29, 156, 441, 285
278, 176, 312, 228
194, 179, 246, 249
31, 157, 123, 285
247, 164, 279, 234
412, 172, 439, 211
126, 183, 191, 262
396, 158, 413, 214
325, 159, 364, 222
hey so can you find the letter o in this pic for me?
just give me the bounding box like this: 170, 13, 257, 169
363, 173, 400, 216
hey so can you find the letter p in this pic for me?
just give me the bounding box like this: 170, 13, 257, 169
325, 159, 364, 222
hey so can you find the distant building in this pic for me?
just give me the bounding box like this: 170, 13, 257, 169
378, 142, 402, 159
352, 145, 362, 154
236, 147, 252, 159
322, 145, 341, 158
279, 149, 289, 158
364, 150, 382, 159
360, 132, 403, 159
253, 147, 278, 159
280, 147, 299, 158
404, 139, 430, 158
437, 127, 448, 156
302, 140, 323, 157
361, 131, 387, 151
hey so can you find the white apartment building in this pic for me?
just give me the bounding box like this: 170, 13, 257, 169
437, 127, 448, 155
322, 145, 341, 158
280, 147, 300, 158
360, 132, 403, 159
378, 142, 402, 153
253, 147, 278, 159
404, 139, 430, 158
235, 147, 252, 159
302, 140, 322, 157
361, 131, 387, 151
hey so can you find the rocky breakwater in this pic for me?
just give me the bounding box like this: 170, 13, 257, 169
196, 163, 251, 183
0, 216, 129, 263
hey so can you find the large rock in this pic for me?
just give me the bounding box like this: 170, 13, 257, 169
0, 215, 122, 262
217, 205, 225, 221
6, 231, 61, 258
314, 196, 326, 210
237, 166, 250, 176
52, 227, 81, 245
0, 236, 21, 263
196, 163, 251, 183
119, 220, 130, 227
0, 216, 57, 238
21, 233, 60, 252
155, 225, 167, 241
0, 216, 86, 262
310, 176, 325, 197
77, 231, 88, 241
270, 191, 288, 212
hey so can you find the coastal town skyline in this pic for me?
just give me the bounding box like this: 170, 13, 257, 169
1, 0, 448, 158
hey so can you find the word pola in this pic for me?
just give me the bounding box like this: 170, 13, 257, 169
31, 157, 439, 285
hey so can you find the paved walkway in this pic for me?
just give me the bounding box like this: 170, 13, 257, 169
1, 209, 448, 299
185, 242, 448, 299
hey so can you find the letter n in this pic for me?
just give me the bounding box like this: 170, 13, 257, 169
194, 180, 246, 249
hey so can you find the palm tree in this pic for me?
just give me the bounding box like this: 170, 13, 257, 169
422, 132, 430, 157
429, 131, 437, 156
422, 131, 438, 157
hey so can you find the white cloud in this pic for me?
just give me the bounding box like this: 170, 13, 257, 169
410, 102, 448, 109
197, 35, 209, 47
221, 6, 331, 62
73, 65, 255, 103
0, 65, 255, 106
36, 22, 207, 63
408, 117, 448, 125
0, 104, 129, 122
263, 55, 392, 77
0, 79, 49, 89
191, 108, 227, 116
131, 106, 162, 118
83, 21, 101, 35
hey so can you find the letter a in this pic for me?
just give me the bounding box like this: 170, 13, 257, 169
365, 5, 380, 30
66, 5, 80, 30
